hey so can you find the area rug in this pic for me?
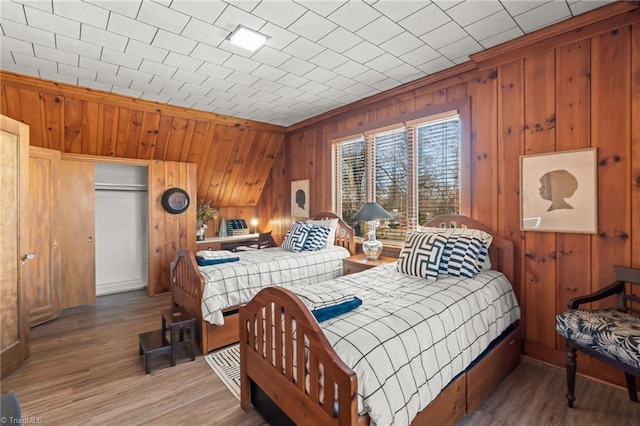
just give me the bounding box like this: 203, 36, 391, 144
204, 344, 241, 401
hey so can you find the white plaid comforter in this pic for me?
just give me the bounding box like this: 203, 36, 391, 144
200, 246, 350, 325
317, 263, 521, 426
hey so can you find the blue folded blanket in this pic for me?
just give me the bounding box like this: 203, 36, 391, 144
311, 297, 362, 323
195, 256, 240, 266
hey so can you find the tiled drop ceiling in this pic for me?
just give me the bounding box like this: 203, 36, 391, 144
0, 0, 614, 127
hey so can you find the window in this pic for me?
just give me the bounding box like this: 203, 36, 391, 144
333, 109, 463, 242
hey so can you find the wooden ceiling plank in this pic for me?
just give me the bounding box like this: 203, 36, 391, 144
136, 111, 161, 160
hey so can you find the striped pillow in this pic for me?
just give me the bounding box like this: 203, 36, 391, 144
397, 232, 448, 280
439, 235, 484, 278
303, 225, 332, 251
282, 222, 311, 252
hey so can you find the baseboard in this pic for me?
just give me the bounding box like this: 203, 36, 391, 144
96, 279, 146, 296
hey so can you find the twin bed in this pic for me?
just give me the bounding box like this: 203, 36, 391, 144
238, 215, 521, 425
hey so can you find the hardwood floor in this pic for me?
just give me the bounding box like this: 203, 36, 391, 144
2, 289, 639, 426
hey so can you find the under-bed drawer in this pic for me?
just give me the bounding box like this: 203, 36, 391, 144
466, 326, 521, 413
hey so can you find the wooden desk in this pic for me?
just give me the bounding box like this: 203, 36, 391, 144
196, 234, 260, 251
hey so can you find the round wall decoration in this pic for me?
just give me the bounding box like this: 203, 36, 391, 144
161, 188, 190, 214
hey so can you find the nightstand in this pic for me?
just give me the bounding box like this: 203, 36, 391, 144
343, 253, 397, 275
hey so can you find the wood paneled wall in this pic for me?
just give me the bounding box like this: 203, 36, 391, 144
260, 8, 640, 386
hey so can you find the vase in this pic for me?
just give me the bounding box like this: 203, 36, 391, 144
219, 217, 227, 237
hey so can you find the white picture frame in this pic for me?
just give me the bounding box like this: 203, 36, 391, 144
291, 179, 310, 218
520, 148, 597, 233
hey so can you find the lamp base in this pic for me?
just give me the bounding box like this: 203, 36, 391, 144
362, 239, 383, 261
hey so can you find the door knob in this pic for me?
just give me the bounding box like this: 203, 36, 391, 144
21, 252, 35, 264
88, 236, 93, 243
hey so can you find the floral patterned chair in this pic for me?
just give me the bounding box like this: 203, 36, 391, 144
556, 265, 640, 407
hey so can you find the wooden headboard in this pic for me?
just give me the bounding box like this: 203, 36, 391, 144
312, 212, 356, 255
424, 214, 514, 286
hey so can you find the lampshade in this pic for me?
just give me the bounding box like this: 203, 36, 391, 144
351, 202, 394, 222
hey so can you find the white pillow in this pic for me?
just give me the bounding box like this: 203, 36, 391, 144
416, 226, 493, 271
306, 218, 339, 248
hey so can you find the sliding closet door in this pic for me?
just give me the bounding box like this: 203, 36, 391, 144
59, 159, 96, 309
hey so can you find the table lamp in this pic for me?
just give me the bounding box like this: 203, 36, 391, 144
351, 202, 394, 260
250, 218, 258, 233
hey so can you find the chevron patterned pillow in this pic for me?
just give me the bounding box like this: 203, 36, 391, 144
439, 235, 484, 278
282, 222, 312, 252
303, 225, 332, 251
397, 232, 448, 280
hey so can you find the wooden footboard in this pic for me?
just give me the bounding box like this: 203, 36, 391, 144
239, 286, 364, 426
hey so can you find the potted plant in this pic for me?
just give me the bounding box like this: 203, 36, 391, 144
196, 200, 218, 241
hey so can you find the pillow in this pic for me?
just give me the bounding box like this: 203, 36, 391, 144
397, 232, 448, 280
438, 235, 485, 278
416, 226, 492, 271
306, 218, 339, 248
282, 222, 312, 252
303, 225, 332, 251
195, 250, 237, 260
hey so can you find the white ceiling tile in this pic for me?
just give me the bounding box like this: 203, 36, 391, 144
227, 84, 258, 97
569, 1, 614, 16
200, 76, 233, 91
85, 0, 142, 19
421, 21, 467, 50
181, 18, 228, 47
111, 86, 143, 98
81, 23, 128, 51
163, 51, 202, 72
252, 64, 287, 81
213, 4, 265, 33
317, 26, 362, 53
2, 1, 27, 24
232, 96, 257, 106
169, 1, 226, 24
260, 23, 298, 50
308, 49, 348, 69
34, 44, 78, 65
206, 88, 237, 101
218, 39, 256, 57
0, 36, 34, 55
501, 1, 552, 17
39, 70, 77, 84
371, 1, 427, 22
96, 72, 131, 87
252, 1, 307, 29
0, 62, 40, 76
464, 11, 517, 42
400, 44, 440, 67
58, 63, 97, 80
479, 26, 523, 49
229, 0, 260, 13
137, 1, 190, 34
272, 95, 299, 107
283, 37, 325, 61
173, 70, 207, 85
398, 4, 450, 37
107, 13, 157, 43
251, 45, 292, 67
226, 70, 259, 86
432, 0, 464, 11
365, 52, 404, 73
130, 81, 162, 95
6, 21, 51, 50
288, 11, 337, 42
278, 56, 316, 76
447, 0, 505, 27
318, 86, 345, 99
23, 7, 79, 38
13, 51, 56, 71
125, 39, 169, 63
251, 90, 280, 103
78, 78, 112, 92
351, 68, 386, 85
190, 43, 231, 65
166, 98, 194, 108
273, 85, 304, 99
11, 0, 51, 13
332, 59, 368, 79
514, 1, 571, 32
79, 56, 118, 76
384, 62, 420, 81
293, 0, 345, 16
370, 77, 401, 91
343, 40, 384, 64
56, 34, 101, 59
251, 78, 284, 94
181, 82, 212, 97
117, 66, 154, 84
327, 1, 380, 32
197, 62, 232, 79
276, 72, 309, 88
415, 55, 455, 74
356, 15, 404, 46
223, 54, 261, 73
143, 93, 171, 103
295, 92, 322, 104
151, 75, 184, 90
1, 49, 15, 63
298, 80, 329, 95
303, 66, 338, 84
185, 94, 212, 105
380, 31, 423, 56
53, 0, 109, 29
101, 48, 142, 69
139, 58, 176, 78
438, 36, 482, 60
343, 81, 374, 96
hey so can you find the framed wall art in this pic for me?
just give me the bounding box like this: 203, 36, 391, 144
291, 179, 310, 218
520, 148, 597, 233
